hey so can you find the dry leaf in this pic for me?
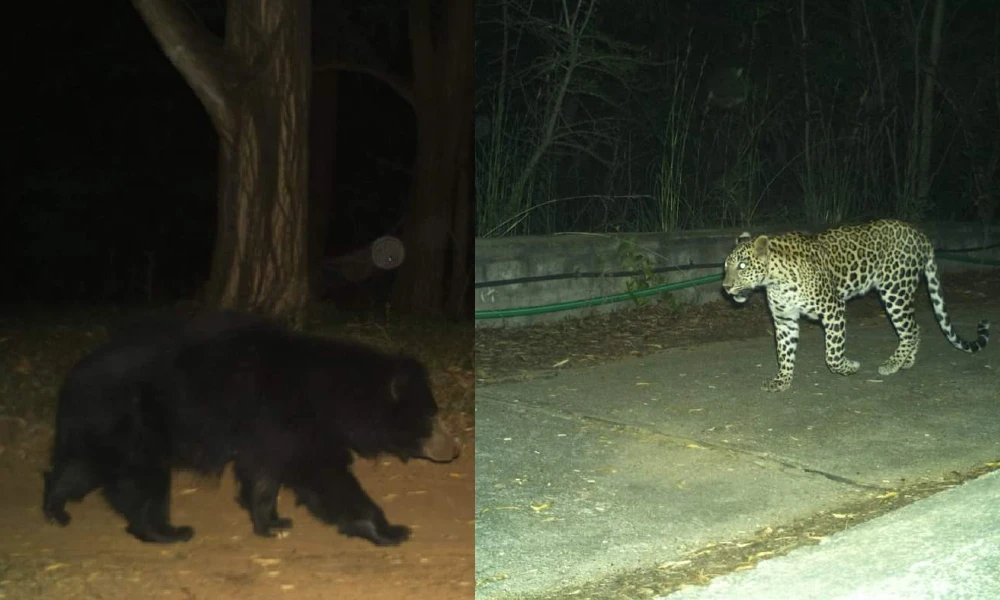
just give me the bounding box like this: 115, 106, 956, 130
252, 557, 282, 567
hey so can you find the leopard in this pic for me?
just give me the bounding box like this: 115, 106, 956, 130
722, 219, 990, 392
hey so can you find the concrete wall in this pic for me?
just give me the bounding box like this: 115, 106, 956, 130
475, 222, 999, 328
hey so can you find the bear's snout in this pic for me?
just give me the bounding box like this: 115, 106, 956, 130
419, 417, 461, 462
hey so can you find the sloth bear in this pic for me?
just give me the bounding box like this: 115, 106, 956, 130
43, 312, 460, 546
41, 311, 283, 542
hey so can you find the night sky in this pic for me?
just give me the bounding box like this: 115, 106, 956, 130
3, 1, 416, 308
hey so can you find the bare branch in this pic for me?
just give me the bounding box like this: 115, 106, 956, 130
132, 0, 237, 134
314, 60, 414, 109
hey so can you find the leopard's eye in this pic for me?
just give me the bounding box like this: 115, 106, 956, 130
737, 261, 746, 270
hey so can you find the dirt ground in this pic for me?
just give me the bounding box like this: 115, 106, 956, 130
0, 415, 475, 600
0, 312, 475, 600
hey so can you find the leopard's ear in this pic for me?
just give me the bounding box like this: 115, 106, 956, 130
736, 231, 752, 244
751, 235, 770, 259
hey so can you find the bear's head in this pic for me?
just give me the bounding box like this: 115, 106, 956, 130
364, 357, 461, 464
390, 358, 460, 463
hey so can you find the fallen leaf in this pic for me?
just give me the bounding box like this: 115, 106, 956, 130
252, 558, 282, 567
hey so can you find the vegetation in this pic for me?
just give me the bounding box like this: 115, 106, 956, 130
476, 0, 1000, 235
616, 236, 667, 306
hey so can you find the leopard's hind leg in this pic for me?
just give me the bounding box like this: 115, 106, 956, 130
876, 282, 921, 375
820, 302, 861, 376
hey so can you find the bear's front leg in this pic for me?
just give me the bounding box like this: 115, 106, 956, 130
291, 465, 411, 546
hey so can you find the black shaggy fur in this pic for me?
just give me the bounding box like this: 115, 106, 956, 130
43, 313, 459, 546
42, 311, 281, 542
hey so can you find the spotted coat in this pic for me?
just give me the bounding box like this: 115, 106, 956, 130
722, 219, 990, 391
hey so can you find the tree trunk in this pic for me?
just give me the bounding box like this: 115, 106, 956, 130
390, 0, 473, 318
798, 0, 813, 216
446, 155, 473, 318
916, 0, 946, 211
309, 70, 338, 298
133, 0, 312, 325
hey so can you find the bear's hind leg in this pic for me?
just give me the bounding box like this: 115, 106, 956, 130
234, 466, 293, 537
43, 457, 102, 526
104, 466, 194, 543
291, 466, 410, 546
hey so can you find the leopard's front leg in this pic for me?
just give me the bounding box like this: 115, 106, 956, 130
821, 303, 860, 376
765, 314, 799, 392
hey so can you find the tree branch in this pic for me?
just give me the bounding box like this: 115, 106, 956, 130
132, 0, 237, 135
313, 60, 414, 109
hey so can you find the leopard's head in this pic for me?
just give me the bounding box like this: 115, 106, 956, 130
722, 232, 770, 303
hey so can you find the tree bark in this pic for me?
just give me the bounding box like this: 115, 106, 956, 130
916, 0, 946, 211
390, 0, 474, 318
798, 0, 813, 210
309, 70, 338, 297
133, 0, 312, 325
446, 155, 473, 318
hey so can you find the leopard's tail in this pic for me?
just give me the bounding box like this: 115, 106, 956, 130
925, 254, 989, 353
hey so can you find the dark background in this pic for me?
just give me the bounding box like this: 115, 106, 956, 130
2, 1, 415, 307
475, 0, 1000, 236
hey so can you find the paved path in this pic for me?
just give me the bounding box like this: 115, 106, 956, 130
475, 301, 1000, 599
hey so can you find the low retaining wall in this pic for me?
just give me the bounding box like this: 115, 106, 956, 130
475, 222, 999, 328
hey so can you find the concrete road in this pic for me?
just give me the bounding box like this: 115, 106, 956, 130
662, 468, 1000, 600
474, 301, 1000, 599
